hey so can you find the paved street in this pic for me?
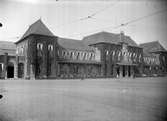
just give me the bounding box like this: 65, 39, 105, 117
0, 77, 167, 121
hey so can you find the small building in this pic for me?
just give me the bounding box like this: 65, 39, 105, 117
0, 41, 16, 79
140, 41, 167, 76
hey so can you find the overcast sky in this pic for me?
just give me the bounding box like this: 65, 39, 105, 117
0, 0, 167, 48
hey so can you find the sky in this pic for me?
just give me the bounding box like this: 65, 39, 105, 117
0, 0, 167, 49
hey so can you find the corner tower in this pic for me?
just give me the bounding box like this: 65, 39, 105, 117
15, 19, 58, 79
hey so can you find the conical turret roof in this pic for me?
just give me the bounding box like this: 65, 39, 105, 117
16, 19, 54, 43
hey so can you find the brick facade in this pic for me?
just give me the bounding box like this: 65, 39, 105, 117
1, 19, 167, 79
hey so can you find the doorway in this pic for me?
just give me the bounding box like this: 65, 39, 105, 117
122, 66, 126, 77
7, 62, 14, 78
128, 66, 131, 77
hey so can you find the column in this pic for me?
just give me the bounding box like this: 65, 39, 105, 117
57, 63, 60, 77
53, 42, 57, 78
120, 66, 123, 78
130, 66, 134, 78
42, 41, 47, 78
113, 65, 117, 77
14, 55, 18, 79
125, 66, 128, 77
3, 53, 8, 79
30, 64, 35, 79
24, 57, 28, 79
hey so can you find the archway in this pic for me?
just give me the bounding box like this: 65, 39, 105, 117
18, 63, 24, 78
7, 62, 14, 78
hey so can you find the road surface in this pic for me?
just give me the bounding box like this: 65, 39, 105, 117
0, 77, 167, 121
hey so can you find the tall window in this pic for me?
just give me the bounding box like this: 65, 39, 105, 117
48, 44, 53, 51
37, 43, 43, 50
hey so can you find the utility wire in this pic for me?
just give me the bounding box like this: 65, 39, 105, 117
69, 8, 167, 38
119, 8, 167, 27
86, 0, 120, 18
57, 0, 120, 29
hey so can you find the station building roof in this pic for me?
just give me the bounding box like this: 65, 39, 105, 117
57, 37, 94, 51
140, 41, 167, 56
83, 31, 139, 47
15, 19, 95, 51
15, 19, 55, 44
15, 19, 140, 52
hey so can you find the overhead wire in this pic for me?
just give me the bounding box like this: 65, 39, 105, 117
56, 0, 120, 29
69, 8, 167, 38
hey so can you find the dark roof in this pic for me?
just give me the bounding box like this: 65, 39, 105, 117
140, 41, 166, 55
0, 41, 16, 56
83, 31, 138, 47
16, 19, 55, 43
57, 37, 94, 51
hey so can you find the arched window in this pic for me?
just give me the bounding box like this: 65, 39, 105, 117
37, 43, 43, 50
106, 50, 109, 55
48, 44, 53, 51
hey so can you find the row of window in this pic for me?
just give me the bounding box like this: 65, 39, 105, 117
16, 44, 27, 55
59, 50, 96, 61
106, 50, 142, 60
37, 43, 53, 51
144, 57, 159, 65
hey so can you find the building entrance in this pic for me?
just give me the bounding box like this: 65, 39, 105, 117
116, 65, 134, 78
7, 62, 14, 78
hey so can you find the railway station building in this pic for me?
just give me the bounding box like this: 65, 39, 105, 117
0, 19, 167, 79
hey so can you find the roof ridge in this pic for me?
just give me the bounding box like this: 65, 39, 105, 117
59, 37, 81, 41
16, 19, 55, 44
139, 40, 159, 45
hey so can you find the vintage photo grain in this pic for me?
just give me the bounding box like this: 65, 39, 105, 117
0, 0, 167, 121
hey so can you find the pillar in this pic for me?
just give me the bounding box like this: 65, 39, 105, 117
107, 63, 111, 77
120, 66, 123, 78
24, 57, 28, 79
3, 53, 8, 79
42, 41, 47, 78
101, 63, 105, 77
130, 66, 134, 78
125, 66, 128, 77
113, 65, 117, 77
30, 64, 35, 79
14, 55, 18, 79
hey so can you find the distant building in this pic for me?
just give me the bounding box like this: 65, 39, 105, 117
140, 41, 167, 76
0, 41, 16, 78
0, 19, 167, 79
